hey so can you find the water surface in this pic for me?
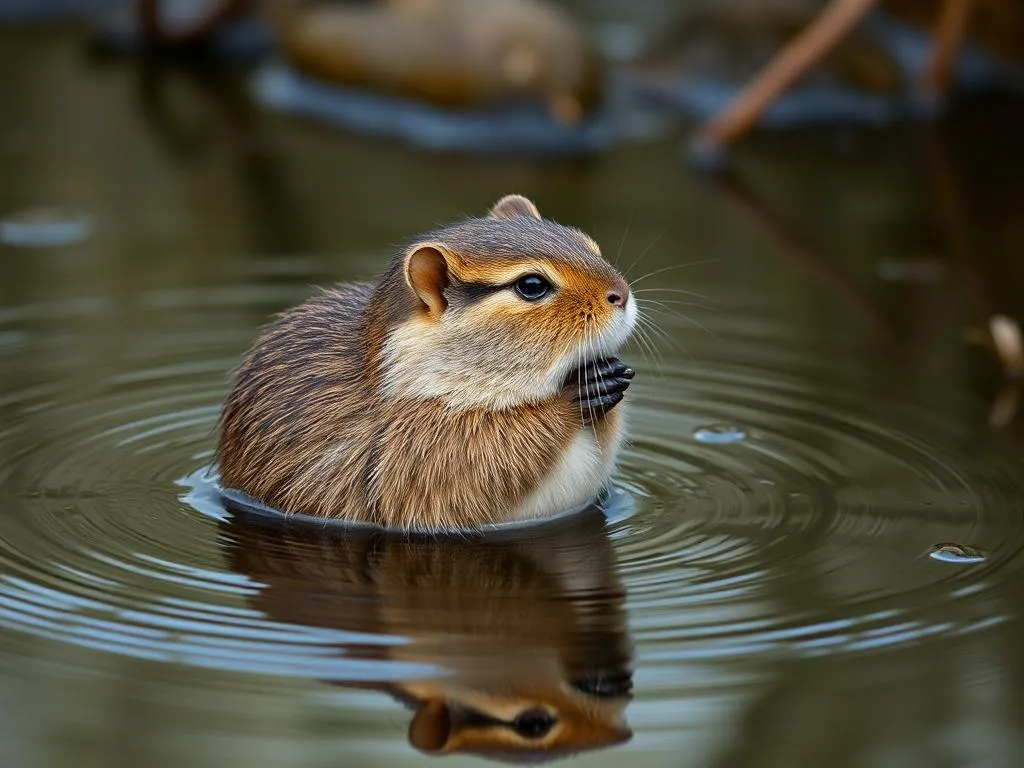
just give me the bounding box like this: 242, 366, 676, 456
3, 21, 1024, 768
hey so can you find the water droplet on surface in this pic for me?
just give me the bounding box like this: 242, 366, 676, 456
0, 208, 94, 247
694, 424, 748, 444
927, 543, 986, 564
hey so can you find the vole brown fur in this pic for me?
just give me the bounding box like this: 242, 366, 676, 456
217, 195, 637, 530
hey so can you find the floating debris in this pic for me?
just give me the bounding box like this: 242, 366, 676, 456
694, 424, 748, 444
988, 384, 1019, 429
0, 208, 94, 248
927, 543, 986, 564
990, 315, 1024, 379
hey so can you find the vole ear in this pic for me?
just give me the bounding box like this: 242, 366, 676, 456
404, 244, 451, 320
488, 194, 541, 221
408, 698, 453, 754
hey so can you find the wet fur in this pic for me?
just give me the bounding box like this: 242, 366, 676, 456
217, 196, 636, 530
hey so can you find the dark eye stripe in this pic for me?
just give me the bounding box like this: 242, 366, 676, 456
444, 280, 505, 308
446, 275, 556, 308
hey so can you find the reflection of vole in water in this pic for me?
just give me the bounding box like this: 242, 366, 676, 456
217, 195, 637, 531
222, 508, 634, 761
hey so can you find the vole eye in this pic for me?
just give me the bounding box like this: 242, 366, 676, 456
512, 709, 555, 739
514, 274, 552, 301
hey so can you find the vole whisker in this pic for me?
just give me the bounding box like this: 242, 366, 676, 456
640, 308, 689, 362
613, 212, 633, 269
637, 302, 715, 339
636, 297, 719, 318
632, 309, 664, 379
638, 314, 685, 354
576, 332, 585, 424
623, 234, 663, 280
638, 326, 665, 380
585, 324, 599, 433
633, 287, 717, 302
675, 312, 715, 338
629, 258, 721, 287
626, 313, 653, 372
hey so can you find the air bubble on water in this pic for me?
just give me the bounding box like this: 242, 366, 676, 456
927, 543, 986, 564
693, 425, 748, 444
0, 208, 94, 247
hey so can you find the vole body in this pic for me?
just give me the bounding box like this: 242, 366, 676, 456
217, 195, 636, 530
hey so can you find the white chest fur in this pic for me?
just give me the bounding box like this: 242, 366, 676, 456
510, 412, 626, 521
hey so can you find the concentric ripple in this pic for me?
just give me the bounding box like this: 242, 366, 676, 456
1, 281, 1023, 746
613, 316, 1024, 673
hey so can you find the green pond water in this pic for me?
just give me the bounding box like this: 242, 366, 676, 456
2, 17, 1024, 768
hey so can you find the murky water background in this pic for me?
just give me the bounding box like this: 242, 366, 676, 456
3, 13, 1024, 768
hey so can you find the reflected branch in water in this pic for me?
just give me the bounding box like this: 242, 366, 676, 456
704, 167, 894, 338
921, 128, 1023, 426
135, 56, 222, 160
218, 507, 634, 762
923, 131, 984, 318
689, 0, 888, 166
918, 0, 976, 106
128, 50, 308, 254
137, 0, 253, 49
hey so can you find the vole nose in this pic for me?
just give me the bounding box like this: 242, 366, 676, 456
606, 289, 629, 307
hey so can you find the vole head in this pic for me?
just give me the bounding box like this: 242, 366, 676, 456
403, 678, 633, 761
375, 195, 636, 410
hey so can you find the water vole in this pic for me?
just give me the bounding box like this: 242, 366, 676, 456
217, 195, 637, 530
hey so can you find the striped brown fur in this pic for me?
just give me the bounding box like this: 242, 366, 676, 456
217, 195, 637, 530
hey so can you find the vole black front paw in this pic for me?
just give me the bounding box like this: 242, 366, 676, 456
564, 357, 635, 425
